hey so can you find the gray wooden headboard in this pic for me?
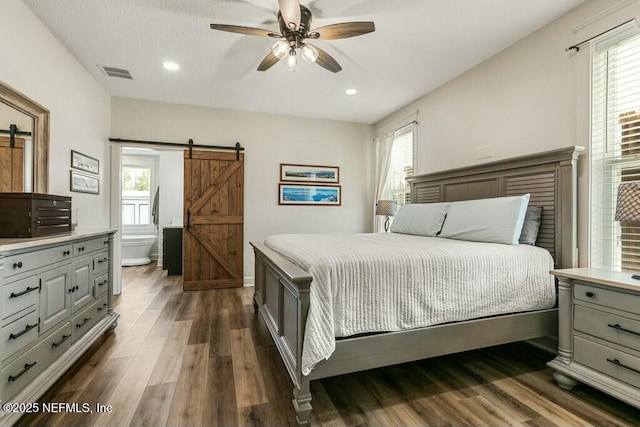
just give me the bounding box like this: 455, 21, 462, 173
408, 146, 585, 269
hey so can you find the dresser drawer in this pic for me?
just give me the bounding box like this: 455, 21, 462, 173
2, 244, 72, 279
2, 275, 39, 321
0, 322, 71, 402
73, 236, 109, 256
1, 310, 39, 361
94, 272, 108, 298
41, 322, 72, 365
575, 305, 640, 352
574, 282, 640, 316
574, 336, 640, 389
94, 251, 109, 275
95, 295, 108, 322
71, 301, 100, 343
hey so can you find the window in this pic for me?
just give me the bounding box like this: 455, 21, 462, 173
122, 155, 157, 230
590, 28, 640, 271
385, 126, 414, 207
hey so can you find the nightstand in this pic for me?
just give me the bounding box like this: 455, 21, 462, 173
548, 268, 640, 410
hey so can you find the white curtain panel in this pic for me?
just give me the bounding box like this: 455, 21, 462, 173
373, 132, 394, 232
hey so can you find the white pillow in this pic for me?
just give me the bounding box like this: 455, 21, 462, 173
439, 194, 530, 245
390, 202, 451, 237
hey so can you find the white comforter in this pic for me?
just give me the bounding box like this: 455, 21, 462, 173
264, 233, 555, 375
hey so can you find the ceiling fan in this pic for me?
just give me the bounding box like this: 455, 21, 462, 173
210, 0, 375, 73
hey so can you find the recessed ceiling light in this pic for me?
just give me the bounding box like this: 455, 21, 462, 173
345, 88, 357, 95
163, 61, 180, 71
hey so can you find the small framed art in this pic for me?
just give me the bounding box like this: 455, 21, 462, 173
70, 170, 100, 194
71, 150, 99, 175
279, 183, 341, 206
280, 164, 339, 184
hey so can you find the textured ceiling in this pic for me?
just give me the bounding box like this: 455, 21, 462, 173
23, 0, 587, 124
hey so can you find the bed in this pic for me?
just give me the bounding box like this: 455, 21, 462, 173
251, 145, 584, 425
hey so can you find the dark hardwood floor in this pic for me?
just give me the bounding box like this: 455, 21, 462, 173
17, 265, 640, 426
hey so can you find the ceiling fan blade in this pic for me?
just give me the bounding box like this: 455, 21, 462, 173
311, 22, 375, 39
309, 44, 342, 73
278, 0, 301, 30
210, 24, 279, 38
257, 51, 281, 71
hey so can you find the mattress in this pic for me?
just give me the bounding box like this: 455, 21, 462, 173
264, 233, 556, 375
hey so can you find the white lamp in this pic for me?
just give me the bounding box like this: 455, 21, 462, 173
376, 200, 398, 232
615, 182, 640, 279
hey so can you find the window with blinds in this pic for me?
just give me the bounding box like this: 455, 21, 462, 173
591, 27, 640, 272
385, 127, 414, 206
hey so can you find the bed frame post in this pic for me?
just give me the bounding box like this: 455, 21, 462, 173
251, 241, 313, 425
293, 376, 312, 425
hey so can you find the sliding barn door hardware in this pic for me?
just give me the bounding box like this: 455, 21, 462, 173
0, 124, 32, 147
109, 137, 245, 160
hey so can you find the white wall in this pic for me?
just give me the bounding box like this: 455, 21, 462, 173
375, 0, 640, 266
0, 0, 111, 229
111, 97, 374, 282
157, 150, 184, 228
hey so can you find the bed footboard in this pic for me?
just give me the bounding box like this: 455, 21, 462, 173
251, 241, 313, 425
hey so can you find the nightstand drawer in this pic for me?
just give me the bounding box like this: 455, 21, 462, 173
575, 283, 640, 316
574, 336, 640, 389
575, 305, 640, 352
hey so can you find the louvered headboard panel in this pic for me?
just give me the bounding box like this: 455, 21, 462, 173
409, 146, 584, 268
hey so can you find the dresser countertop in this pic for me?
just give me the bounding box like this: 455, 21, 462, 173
551, 267, 640, 293
0, 228, 118, 253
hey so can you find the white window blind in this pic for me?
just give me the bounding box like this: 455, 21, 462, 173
385, 126, 414, 206
591, 26, 640, 271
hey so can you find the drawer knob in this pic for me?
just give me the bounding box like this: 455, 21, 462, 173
78, 247, 85, 252
63, 250, 71, 256
586, 291, 594, 298
97, 303, 108, 311
76, 317, 92, 328
607, 323, 640, 337
9, 323, 38, 340
51, 334, 71, 348
9, 286, 38, 298
8, 362, 37, 383
13, 261, 23, 269
607, 358, 640, 375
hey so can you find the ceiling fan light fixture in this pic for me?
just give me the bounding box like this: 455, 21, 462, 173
287, 51, 297, 71
272, 40, 289, 59
301, 44, 319, 63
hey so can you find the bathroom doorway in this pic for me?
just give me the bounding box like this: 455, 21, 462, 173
110, 146, 184, 294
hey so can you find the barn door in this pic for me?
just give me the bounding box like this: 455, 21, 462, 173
183, 150, 244, 290
0, 136, 24, 192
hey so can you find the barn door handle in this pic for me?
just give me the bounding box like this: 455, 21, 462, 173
187, 210, 190, 231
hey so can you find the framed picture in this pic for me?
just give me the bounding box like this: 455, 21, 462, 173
70, 170, 100, 194
280, 164, 339, 183
71, 150, 99, 175
279, 184, 341, 206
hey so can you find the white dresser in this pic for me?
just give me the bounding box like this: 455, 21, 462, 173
0, 230, 119, 426
548, 268, 640, 410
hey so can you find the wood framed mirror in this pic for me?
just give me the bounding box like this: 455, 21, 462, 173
0, 80, 49, 193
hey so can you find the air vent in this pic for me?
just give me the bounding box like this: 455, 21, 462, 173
99, 65, 133, 79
